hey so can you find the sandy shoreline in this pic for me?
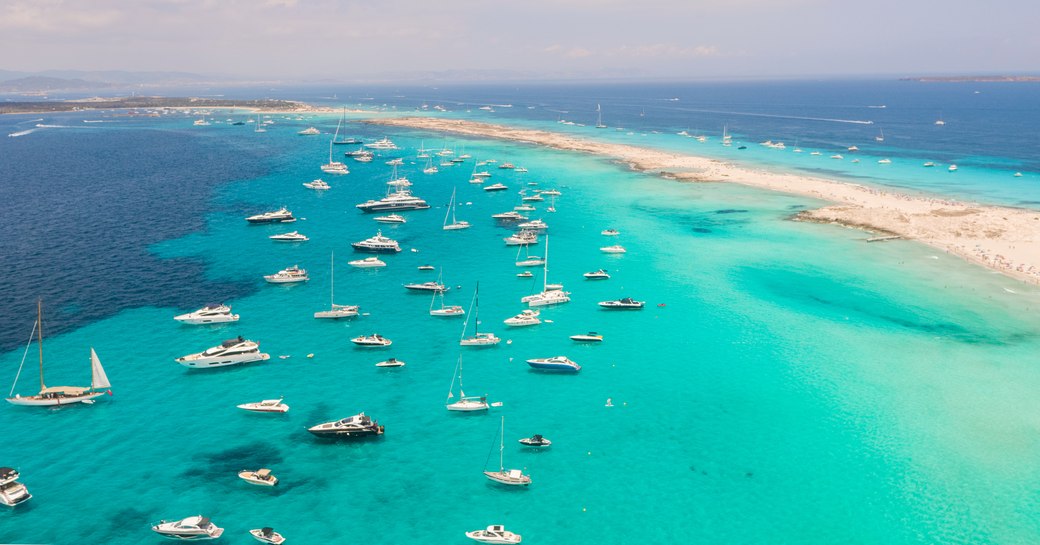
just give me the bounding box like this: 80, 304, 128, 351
370, 116, 1040, 285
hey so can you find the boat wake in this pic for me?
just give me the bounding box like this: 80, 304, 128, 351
7, 128, 37, 137
674, 107, 874, 125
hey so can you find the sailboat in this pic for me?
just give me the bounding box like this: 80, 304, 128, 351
314, 252, 359, 319
331, 107, 358, 145
483, 416, 531, 486
460, 283, 500, 346
446, 355, 489, 411
254, 114, 266, 133
722, 124, 732, 147
875, 128, 885, 143
430, 271, 465, 317
515, 245, 544, 267
521, 235, 570, 307
443, 187, 470, 230
321, 140, 349, 175
595, 103, 607, 129
7, 301, 112, 406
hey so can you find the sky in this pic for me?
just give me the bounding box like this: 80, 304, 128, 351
0, 0, 1036, 82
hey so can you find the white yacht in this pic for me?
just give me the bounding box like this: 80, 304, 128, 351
519, 434, 551, 447
877, 158, 892, 164
351, 334, 392, 347
264, 265, 309, 283
600, 228, 620, 236
238, 468, 278, 486
540, 189, 561, 196
446, 355, 490, 410
355, 189, 430, 213
948, 164, 958, 172
365, 137, 398, 150
443, 187, 471, 230
250, 528, 286, 545
375, 358, 406, 367
348, 256, 387, 268
492, 211, 528, 221
466, 525, 522, 544
151, 515, 225, 540
583, 269, 610, 280
302, 179, 330, 190
246, 207, 295, 224
298, 127, 320, 135
268, 231, 309, 242
484, 416, 531, 486
315, 252, 360, 319
0, 467, 31, 507
174, 303, 240, 325
237, 398, 289, 413
513, 204, 536, 212
374, 214, 407, 224
308, 412, 385, 437
504, 309, 541, 327
520, 193, 543, 202
516, 271, 533, 278
321, 161, 349, 175
404, 281, 447, 292
523, 236, 571, 308
598, 297, 645, 309
430, 279, 465, 316
526, 356, 581, 372
460, 284, 500, 347
517, 219, 547, 230
351, 231, 401, 253
176, 337, 270, 369
570, 332, 604, 342
484, 183, 508, 192
600, 245, 626, 253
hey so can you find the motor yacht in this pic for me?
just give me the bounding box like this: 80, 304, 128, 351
504, 309, 541, 327
308, 412, 385, 437
302, 179, 330, 190
484, 183, 508, 192
598, 297, 645, 309
375, 358, 406, 367
517, 219, 547, 230
246, 207, 295, 224
492, 211, 528, 221
523, 289, 571, 307
600, 245, 626, 253
351, 231, 401, 253
466, 525, 522, 544
459, 332, 500, 347
238, 468, 278, 486
268, 231, 309, 242
348, 257, 387, 268
174, 303, 240, 325
519, 434, 551, 447
374, 214, 407, 224
298, 127, 320, 135
364, 137, 398, 150
520, 194, 544, 202
570, 332, 604, 342
540, 189, 561, 196
504, 231, 539, 246
513, 204, 536, 212
498, 163, 516, 169
264, 265, 309, 283
526, 356, 581, 372
515, 257, 545, 267
351, 334, 392, 347
151, 515, 225, 540
0, 468, 31, 507
405, 281, 448, 292
355, 189, 430, 213
600, 229, 620, 236
320, 160, 349, 174
176, 337, 270, 369
237, 398, 289, 413
583, 269, 610, 280
516, 271, 533, 278
250, 528, 286, 545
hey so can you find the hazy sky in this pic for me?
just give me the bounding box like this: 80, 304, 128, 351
1, 0, 1036, 81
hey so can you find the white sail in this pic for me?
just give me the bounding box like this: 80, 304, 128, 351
90, 348, 111, 390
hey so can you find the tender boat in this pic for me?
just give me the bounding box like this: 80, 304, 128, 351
302, 179, 330, 190
308, 412, 385, 437
484, 183, 509, 192
264, 265, 309, 283
238, 468, 278, 486
351, 230, 402, 253
268, 231, 309, 242
484, 416, 531, 486
404, 281, 448, 292
526, 356, 581, 372
176, 337, 270, 369
600, 229, 620, 236
351, 334, 392, 347
348, 257, 387, 268
237, 398, 289, 413
174, 303, 239, 325
598, 297, 645, 309
375, 358, 405, 367
374, 214, 407, 224
583, 269, 610, 279
250, 527, 286, 545
246, 207, 295, 224
151, 515, 225, 540
466, 525, 522, 544
0, 468, 31, 507
570, 332, 604, 342
518, 434, 551, 447
504, 309, 541, 327
600, 245, 626, 253
298, 127, 320, 135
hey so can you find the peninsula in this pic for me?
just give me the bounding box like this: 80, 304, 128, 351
0, 96, 324, 115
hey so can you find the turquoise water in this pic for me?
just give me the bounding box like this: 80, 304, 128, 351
3, 109, 1040, 544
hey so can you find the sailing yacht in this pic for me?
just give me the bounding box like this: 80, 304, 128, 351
331, 107, 357, 145
321, 141, 349, 175
595, 103, 607, 129
515, 245, 544, 267
446, 355, 489, 411
6, 301, 112, 406
443, 187, 471, 230
430, 271, 465, 316
722, 125, 732, 147
315, 252, 360, 319
460, 284, 501, 346
875, 128, 885, 143
522, 236, 571, 307
483, 416, 531, 486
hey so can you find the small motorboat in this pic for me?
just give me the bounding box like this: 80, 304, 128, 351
418, 265, 435, 270
600, 229, 620, 236
250, 527, 286, 544
237, 398, 289, 413
151, 515, 224, 540
600, 245, 626, 254
583, 269, 610, 279
526, 356, 581, 372
466, 525, 522, 544
238, 468, 278, 486
375, 358, 405, 367
598, 297, 645, 309
518, 434, 551, 447
268, 231, 309, 242
348, 257, 387, 268
570, 332, 604, 342
351, 334, 392, 347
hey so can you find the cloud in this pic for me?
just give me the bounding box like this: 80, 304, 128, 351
543, 44, 595, 58
613, 43, 720, 58
0, 1, 122, 32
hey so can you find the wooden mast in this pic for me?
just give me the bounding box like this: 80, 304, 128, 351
37, 299, 45, 390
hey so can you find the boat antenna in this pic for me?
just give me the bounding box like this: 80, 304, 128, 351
8, 315, 38, 397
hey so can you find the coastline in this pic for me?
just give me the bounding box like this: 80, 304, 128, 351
370, 116, 1040, 285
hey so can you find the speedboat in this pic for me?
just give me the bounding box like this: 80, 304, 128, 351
484, 183, 508, 192
466, 525, 522, 544
348, 257, 387, 268
418, 265, 435, 271
298, 127, 320, 135
600, 245, 626, 253
600, 229, 620, 236
518, 434, 551, 447
948, 164, 958, 172
375, 358, 405, 367
351, 230, 401, 253
174, 303, 240, 325
374, 214, 407, 224
264, 265, 309, 283
504, 309, 541, 327
492, 211, 528, 221
0, 468, 31, 507
526, 356, 581, 372
598, 297, 645, 309
308, 412, 385, 437
237, 398, 290, 413
151, 515, 225, 540
238, 468, 278, 486
269, 231, 309, 242
351, 334, 392, 347
459, 332, 500, 347
250, 528, 286, 545
405, 281, 447, 292
570, 332, 604, 342
302, 179, 330, 190
175, 336, 270, 368
246, 207, 295, 224
583, 269, 610, 279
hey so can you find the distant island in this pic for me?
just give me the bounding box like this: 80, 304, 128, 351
0, 96, 315, 115
901, 75, 1040, 82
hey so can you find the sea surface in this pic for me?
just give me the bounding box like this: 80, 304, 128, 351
2, 80, 1040, 544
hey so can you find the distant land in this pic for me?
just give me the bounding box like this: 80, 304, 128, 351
0, 96, 312, 115
901, 75, 1040, 82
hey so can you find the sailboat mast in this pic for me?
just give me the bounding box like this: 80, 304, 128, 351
499, 416, 505, 471
330, 251, 335, 307
543, 236, 550, 291
473, 282, 480, 334
36, 299, 45, 390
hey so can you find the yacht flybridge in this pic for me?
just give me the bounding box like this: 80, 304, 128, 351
175, 337, 270, 369
174, 303, 239, 324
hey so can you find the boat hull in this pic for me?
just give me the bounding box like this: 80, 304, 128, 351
176, 353, 270, 369
314, 309, 359, 319
174, 314, 239, 325
483, 471, 531, 486
308, 427, 384, 438
526, 361, 581, 373
6, 391, 105, 406
351, 244, 401, 253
